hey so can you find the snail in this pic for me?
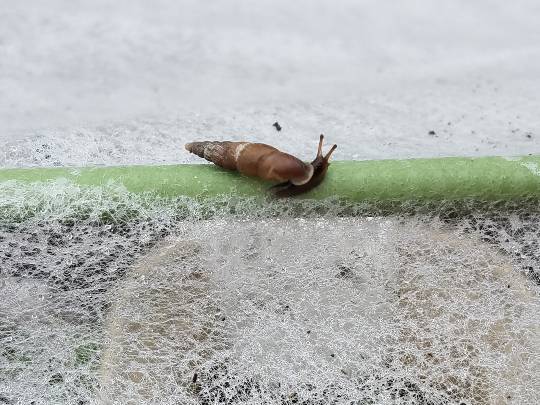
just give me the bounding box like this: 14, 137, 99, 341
185, 135, 337, 196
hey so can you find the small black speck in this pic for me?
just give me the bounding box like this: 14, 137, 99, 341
428, 130, 436, 136
336, 264, 354, 279
44, 154, 51, 159
49, 373, 63, 384
273, 122, 282, 131
507, 284, 511, 288
330, 353, 335, 358
221, 316, 226, 321
526, 133, 532, 139
192, 373, 198, 383
306, 330, 311, 334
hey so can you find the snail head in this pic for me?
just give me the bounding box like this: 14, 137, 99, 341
271, 134, 337, 197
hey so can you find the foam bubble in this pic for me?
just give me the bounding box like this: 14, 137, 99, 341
98, 219, 539, 404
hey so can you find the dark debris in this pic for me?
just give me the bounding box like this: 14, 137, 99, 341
273, 122, 282, 132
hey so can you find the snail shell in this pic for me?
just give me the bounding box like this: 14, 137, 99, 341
185, 141, 314, 185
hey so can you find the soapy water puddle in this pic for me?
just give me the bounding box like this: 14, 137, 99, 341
1, 190, 539, 404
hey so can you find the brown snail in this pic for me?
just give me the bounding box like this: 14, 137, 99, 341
185, 135, 337, 197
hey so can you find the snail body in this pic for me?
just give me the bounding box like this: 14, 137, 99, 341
185, 135, 337, 196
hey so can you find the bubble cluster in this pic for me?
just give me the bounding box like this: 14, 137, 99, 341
1, 190, 539, 404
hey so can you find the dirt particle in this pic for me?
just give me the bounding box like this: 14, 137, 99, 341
428, 130, 436, 136
48, 373, 64, 384
272, 122, 282, 132
336, 264, 354, 279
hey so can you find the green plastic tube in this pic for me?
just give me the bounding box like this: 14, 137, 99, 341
2, 156, 540, 202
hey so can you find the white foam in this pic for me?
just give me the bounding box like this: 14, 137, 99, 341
98, 219, 539, 404
521, 161, 540, 176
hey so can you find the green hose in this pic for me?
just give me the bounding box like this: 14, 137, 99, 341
2, 156, 540, 202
